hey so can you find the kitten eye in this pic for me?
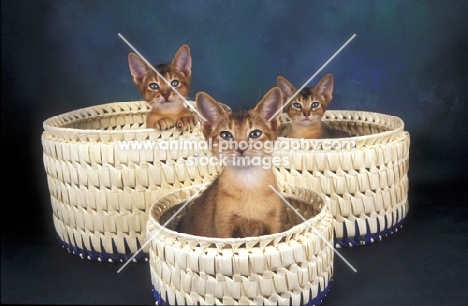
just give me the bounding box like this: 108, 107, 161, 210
149, 83, 159, 90
220, 131, 233, 140
171, 80, 180, 87
249, 130, 263, 139
292, 102, 302, 109
311, 102, 320, 108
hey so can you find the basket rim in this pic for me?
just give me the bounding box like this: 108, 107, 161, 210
147, 183, 331, 246
43, 101, 403, 140
43, 100, 151, 131
42, 100, 205, 143
277, 109, 405, 146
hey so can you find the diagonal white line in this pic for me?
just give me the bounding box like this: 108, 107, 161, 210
117, 183, 208, 273
269, 185, 357, 273
118, 33, 207, 122
268, 34, 357, 121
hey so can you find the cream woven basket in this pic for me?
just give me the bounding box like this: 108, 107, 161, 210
41, 101, 222, 262
274, 110, 410, 247
147, 183, 335, 306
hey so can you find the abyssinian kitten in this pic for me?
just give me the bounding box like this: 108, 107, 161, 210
277, 73, 351, 138
128, 44, 198, 131
176, 88, 285, 238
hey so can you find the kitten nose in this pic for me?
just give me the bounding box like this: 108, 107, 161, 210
237, 148, 246, 155
161, 92, 170, 100
304, 112, 310, 117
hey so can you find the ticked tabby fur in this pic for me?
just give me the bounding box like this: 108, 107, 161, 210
277, 73, 351, 138
128, 44, 198, 131
176, 88, 285, 238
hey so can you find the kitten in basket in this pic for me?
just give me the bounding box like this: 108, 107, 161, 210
176, 88, 286, 238
128, 44, 198, 131
276, 73, 351, 138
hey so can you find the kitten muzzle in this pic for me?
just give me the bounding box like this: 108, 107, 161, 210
161, 92, 171, 100
299, 118, 314, 125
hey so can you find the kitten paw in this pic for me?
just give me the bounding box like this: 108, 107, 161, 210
154, 118, 176, 130
175, 115, 199, 131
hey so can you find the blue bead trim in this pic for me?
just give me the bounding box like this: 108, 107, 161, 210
152, 278, 333, 306
56, 236, 148, 262
335, 216, 407, 248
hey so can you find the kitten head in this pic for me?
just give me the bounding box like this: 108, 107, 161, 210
277, 74, 334, 126
128, 44, 191, 107
195, 88, 283, 164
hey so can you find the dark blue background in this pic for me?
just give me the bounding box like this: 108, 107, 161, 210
2, 0, 467, 226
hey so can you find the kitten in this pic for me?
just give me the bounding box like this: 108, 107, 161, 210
176, 88, 285, 238
128, 44, 198, 131
277, 73, 351, 138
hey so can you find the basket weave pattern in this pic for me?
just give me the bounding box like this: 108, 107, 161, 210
42, 101, 221, 261
42, 103, 409, 262
274, 110, 410, 247
147, 184, 334, 305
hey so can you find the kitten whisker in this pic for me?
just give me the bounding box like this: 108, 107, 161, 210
268, 34, 356, 122
177, 88, 285, 238
257, 89, 263, 102
276, 74, 351, 139
213, 92, 223, 105
121, 35, 207, 124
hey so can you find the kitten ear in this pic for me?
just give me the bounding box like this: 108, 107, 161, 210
173, 44, 192, 78
255, 87, 284, 130
128, 53, 148, 83
277, 76, 296, 102
317, 74, 334, 106
196, 92, 226, 132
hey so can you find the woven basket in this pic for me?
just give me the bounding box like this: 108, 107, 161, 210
274, 110, 410, 247
41, 101, 222, 262
147, 183, 335, 306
